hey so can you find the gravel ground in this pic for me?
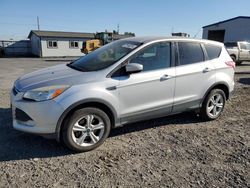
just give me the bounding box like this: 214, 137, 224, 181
0, 58, 249, 187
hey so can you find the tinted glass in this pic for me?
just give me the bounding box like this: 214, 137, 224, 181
224, 42, 237, 48
130, 42, 171, 72
178, 42, 204, 65
53, 41, 57, 47
204, 44, 221, 60
70, 40, 141, 71
82, 42, 86, 48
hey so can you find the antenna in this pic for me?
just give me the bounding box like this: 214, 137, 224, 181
37, 16, 40, 30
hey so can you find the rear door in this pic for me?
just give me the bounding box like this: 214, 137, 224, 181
173, 41, 214, 113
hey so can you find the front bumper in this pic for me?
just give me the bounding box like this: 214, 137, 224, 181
11, 89, 65, 135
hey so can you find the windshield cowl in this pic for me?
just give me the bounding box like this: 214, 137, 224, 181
66, 62, 85, 72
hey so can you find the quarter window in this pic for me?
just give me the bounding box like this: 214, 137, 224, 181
129, 42, 171, 72
47, 40, 58, 48
178, 42, 204, 65
204, 44, 221, 60
70, 41, 79, 48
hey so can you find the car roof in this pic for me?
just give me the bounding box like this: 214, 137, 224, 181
122, 36, 223, 46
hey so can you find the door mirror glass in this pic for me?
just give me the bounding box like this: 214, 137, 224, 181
125, 63, 143, 73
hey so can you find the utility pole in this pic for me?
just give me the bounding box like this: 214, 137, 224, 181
117, 24, 120, 34
37, 16, 40, 30
193, 29, 201, 38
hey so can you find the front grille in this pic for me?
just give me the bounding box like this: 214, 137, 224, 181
12, 87, 19, 96
15, 108, 33, 122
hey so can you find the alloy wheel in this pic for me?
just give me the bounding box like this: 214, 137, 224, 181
72, 114, 105, 146
206, 93, 224, 118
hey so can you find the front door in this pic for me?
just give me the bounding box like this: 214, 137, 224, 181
239, 42, 250, 61
117, 42, 175, 124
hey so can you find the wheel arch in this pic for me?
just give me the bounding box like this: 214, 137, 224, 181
201, 82, 230, 107
230, 54, 236, 61
55, 99, 117, 142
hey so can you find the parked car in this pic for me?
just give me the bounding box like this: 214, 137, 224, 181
225, 41, 250, 65
0, 46, 4, 57
11, 37, 235, 152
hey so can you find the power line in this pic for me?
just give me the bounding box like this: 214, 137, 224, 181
0, 22, 36, 26
193, 29, 202, 38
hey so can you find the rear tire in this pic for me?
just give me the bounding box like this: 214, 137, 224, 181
62, 107, 111, 152
200, 89, 226, 121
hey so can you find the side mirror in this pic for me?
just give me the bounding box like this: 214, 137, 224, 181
125, 63, 143, 74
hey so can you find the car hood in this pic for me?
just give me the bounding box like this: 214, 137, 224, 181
15, 64, 97, 92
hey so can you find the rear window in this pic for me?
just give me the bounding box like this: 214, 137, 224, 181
204, 44, 221, 60
178, 42, 204, 65
224, 42, 237, 48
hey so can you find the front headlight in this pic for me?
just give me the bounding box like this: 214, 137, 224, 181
23, 85, 70, 102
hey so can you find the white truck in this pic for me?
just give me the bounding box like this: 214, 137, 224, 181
225, 41, 250, 65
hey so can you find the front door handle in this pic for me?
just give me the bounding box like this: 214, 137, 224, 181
160, 74, 172, 81
106, 86, 117, 90
203, 67, 211, 73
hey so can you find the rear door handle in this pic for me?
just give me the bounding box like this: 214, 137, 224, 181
160, 74, 172, 81
203, 67, 211, 73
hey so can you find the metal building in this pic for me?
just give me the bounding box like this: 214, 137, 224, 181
0, 40, 31, 56
202, 16, 250, 43
28, 30, 95, 57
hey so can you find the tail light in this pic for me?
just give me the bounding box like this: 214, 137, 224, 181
225, 61, 235, 69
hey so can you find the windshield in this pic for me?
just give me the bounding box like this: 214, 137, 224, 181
69, 40, 141, 71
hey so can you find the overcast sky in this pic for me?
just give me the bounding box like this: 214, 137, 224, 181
1, 0, 250, 40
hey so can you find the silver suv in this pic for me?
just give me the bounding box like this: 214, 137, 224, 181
11, 37, 235, 152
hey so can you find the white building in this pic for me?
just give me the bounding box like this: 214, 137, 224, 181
28, 30, 94, 57
202, 16, 250, 43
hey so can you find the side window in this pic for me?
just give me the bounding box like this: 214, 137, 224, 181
204, 44, 221, 60
129, 42, 171, 72
47, 40, 58, 48
69, 41, 79, 48
239, 43, 247, 50
246, 43, 250, 50
178, 42, 204, 65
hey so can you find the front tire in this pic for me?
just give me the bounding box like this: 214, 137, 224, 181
200, 89, 226, 121
62, 107, 111, 152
